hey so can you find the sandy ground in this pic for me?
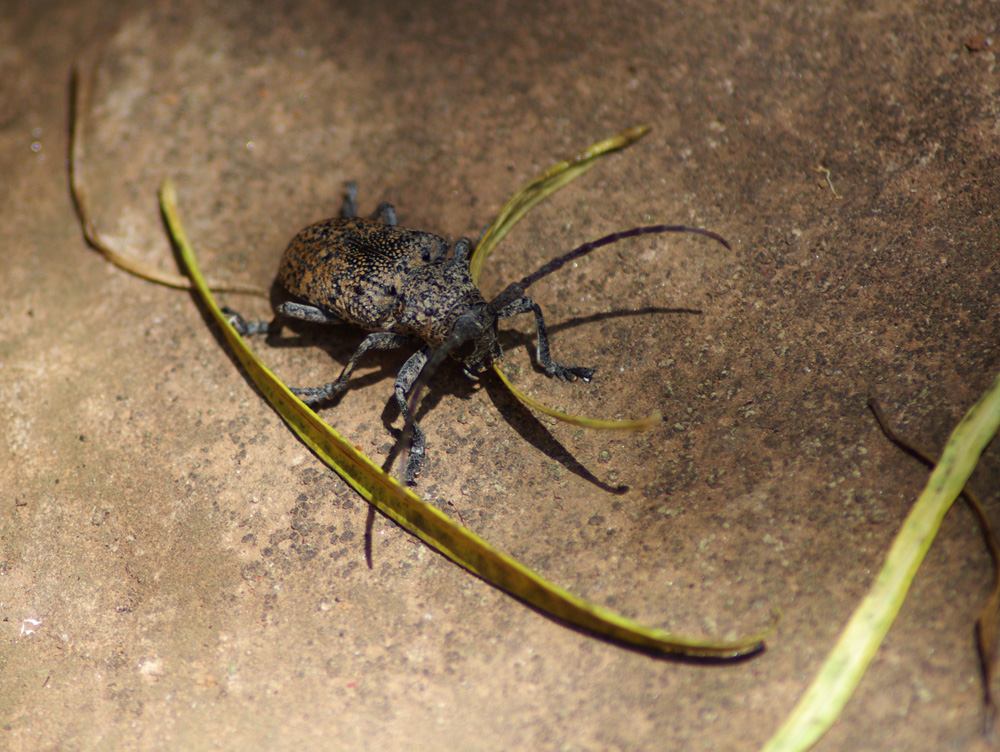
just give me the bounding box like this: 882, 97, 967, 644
1, 1, 999, 750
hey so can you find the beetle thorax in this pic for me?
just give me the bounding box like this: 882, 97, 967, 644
398, 260, 488, 347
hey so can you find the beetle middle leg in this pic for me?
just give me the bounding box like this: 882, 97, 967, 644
296, 336, 431, 484
291, 331, 414, 405
494, 295, 596, 382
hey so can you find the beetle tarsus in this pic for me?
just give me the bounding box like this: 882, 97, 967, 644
222, 306, 271, 336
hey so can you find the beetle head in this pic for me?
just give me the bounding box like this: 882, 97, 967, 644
441, 304, 503, 378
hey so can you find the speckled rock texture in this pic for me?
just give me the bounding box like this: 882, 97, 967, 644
1, 2, 998, 750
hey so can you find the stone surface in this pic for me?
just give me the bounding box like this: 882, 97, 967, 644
1, 2, 998, 750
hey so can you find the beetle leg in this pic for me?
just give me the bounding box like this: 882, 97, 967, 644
275, 301, 348, 326
222, 301, 352, 338
222, 307, 274, 336
495, 296, 596, 382
369, 202, 397, 226
340, 181, 396, 224
394, 347, 430, 484
340, 182, 359, 218
291, 331, 413, 405
451, 237, 473, 264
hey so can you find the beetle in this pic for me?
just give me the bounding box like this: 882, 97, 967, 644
225, 183, 730, 483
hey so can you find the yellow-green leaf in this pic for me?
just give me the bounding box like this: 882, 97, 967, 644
470, 125, 651, 282
761, 372, 1000, 750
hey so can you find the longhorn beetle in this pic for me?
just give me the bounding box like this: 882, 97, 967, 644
225, 184, 730, 484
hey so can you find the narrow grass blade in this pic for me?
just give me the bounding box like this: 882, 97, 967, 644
469, 125, 651, 282
761, 373, 1000, 751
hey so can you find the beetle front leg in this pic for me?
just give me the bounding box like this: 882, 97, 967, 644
291, 332, 413, 405
393, 347, 430, 484
494, 296, 596, 382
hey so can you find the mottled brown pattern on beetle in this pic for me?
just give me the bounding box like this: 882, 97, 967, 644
277, 217, 462, 336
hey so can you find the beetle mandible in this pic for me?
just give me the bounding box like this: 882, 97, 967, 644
225, 183, 729, 484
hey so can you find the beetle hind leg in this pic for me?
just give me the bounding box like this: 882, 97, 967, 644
275, 301, 348, 326
222, 301, 351, 338
339, 182, 397, 226
369, 202, 397, 226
